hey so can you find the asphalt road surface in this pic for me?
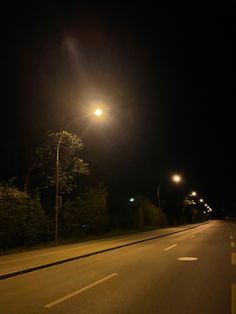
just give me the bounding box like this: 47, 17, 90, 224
0, 220, 235, 314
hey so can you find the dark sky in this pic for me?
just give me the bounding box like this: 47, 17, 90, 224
1, 2, 235, 212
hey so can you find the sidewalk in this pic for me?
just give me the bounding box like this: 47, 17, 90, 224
0, 222, 210, 279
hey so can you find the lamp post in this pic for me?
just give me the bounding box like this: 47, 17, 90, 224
54, 108, 104, 242
55, 135, 62, 242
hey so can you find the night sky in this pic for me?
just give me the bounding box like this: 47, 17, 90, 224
2, 2, 235, 213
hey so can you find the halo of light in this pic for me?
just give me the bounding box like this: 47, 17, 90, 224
94, 108, 103, 116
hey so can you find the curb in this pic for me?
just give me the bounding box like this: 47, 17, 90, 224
0, 222, 210, 280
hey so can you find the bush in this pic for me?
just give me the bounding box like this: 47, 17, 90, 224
60, 185, 109, 237
59, 200, 81, 238
139, 199, 168, 227
0, 183, 49, 249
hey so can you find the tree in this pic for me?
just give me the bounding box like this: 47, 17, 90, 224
35, 130, 89, 196
124, 198, 167, 230
60, 184, 109, 237
0, 183, 49, 248
183, 197, 202, 223
140, 199, 167, 227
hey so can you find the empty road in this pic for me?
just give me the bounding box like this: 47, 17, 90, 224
0, 220, 235, 314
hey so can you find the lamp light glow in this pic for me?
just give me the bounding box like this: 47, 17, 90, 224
172, 174, 182, 183
94, 108, 103, 116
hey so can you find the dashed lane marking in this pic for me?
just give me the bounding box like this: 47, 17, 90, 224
163, 244, 177, 251
44, 273, 118, 308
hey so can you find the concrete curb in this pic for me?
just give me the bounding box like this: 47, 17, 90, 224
0, 222, 210, 280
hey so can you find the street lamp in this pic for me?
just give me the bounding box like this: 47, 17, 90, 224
190, 191, 197, 196
94, 108, 103, 116
54, 108, 104, 242
172, 174, 182, 184
200, 198, 204, 202
157, 173, 182, 209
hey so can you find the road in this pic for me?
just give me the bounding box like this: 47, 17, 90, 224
0, 220, 235, 314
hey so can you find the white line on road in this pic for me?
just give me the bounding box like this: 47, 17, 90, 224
163, 244, 177, 251
231, 242, 235, 248
44, 273, 118, 308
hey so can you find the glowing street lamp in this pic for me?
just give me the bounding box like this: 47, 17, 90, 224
190, 191, 197, 196
172, 174, 182, 184
200, 198, 204, 203
94, 108, 103, 116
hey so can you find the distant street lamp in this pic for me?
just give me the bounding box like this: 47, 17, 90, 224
172, 174, 182, 184
129, 198, 135, 202
190, 191, 197, 196
54, 107, 104, 242
200, 198, 204, 203
157, 173, 182, 209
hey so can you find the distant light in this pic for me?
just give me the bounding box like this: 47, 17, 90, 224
94, 108, 103, 116
172, 174, 182, 183
129, 198, 135, 202
205, 204, 208, 207
200, 199, 204, 203
191, 191, 197, 196
203, 211, 206, 214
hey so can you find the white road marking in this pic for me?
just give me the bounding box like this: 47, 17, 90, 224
190, 235, 195, 238
178, 257, 198, 261
163, 244, 177, 251
232, 284, 236, 314
44, 273, 118, 308
231, 242, 235, 248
